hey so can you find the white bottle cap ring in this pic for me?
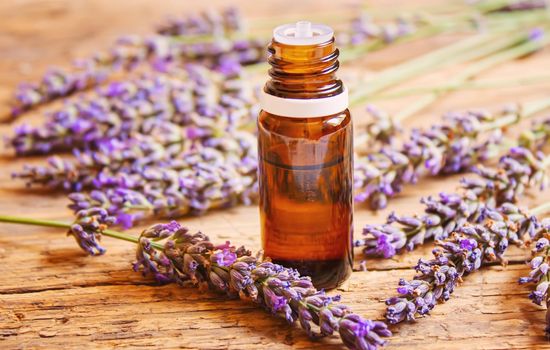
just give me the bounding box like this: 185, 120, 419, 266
260, 87, 348, 118
273, 21, 333, 46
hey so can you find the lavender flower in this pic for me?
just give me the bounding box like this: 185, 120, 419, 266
68, 207, 116, 255
386, 204, 540, 324
14, 129, 257, 228
358, 120, 550, 258
519, 218, 550, 335
354, 106, 521, 210
113, 220, 390, 350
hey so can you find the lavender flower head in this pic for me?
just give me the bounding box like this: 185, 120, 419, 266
386, 204, 540, 324
68, 207, 116, 255
121, 220, 391, 350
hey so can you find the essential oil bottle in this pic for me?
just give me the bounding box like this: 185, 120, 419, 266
258, 21, 353, 289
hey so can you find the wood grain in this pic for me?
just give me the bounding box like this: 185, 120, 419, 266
1, 1, 550, 349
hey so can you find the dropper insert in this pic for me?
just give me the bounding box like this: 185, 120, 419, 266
273, 21, 333, 45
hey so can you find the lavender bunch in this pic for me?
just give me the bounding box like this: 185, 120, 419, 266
354, 105, 520, 210
15, 132, 257, 228
519, 218, 550, 335
9, 66, 257, 155
8, 8, 264, 118
385, 203, 541, 324
67, 139, 258, 228
357, 119, 550, 258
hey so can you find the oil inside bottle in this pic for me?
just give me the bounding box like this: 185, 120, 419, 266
258, 110, 353, 289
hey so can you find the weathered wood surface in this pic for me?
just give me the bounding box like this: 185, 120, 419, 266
1, 0, 550, 349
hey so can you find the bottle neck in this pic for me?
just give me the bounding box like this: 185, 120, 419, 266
264, 38, 344, 99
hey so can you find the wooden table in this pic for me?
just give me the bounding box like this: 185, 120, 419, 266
1, 1, 550, 349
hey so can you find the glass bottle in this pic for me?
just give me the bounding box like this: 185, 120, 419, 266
258, 21, 353, 289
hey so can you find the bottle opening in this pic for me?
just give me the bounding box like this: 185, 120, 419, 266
273, 21, 333, 45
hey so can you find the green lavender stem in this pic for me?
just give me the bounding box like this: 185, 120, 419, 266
531, 202, 550, 216
391, 29, 550, 121
0, 215, 162, 250
348, 30, 526, 106
370, 73, 550, 100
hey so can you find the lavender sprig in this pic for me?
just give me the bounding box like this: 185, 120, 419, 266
385, 203, 541, 324
357, 119, 550, 258
519, 217, 550, 335
0, 212, 391, 350
155, 7, 244, 36
354, 105, 526, 210
135, 221, 390, 350
67, 144, 258, 228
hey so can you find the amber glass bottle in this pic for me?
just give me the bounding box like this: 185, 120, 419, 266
258, 22, 353, 289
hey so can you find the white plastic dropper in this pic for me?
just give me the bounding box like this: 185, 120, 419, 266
273, 21, 333, 45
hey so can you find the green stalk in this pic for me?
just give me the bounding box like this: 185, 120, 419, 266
370, 73, 550, 99
0, 215, 162, 250
391, 30, 550, 121
480, 98, 550, 133
531, 202, 550, 217
348, 29, 532, 106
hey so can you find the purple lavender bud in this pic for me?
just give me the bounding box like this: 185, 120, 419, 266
211, 248, 238, 267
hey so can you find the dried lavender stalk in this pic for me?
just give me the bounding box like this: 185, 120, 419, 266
519, 217, 550, 335
385, 203, 542, 324
0, 213, 392, 350
356, 118, 550, 258
353, 103, 541, 210
9, 66, 257, 155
